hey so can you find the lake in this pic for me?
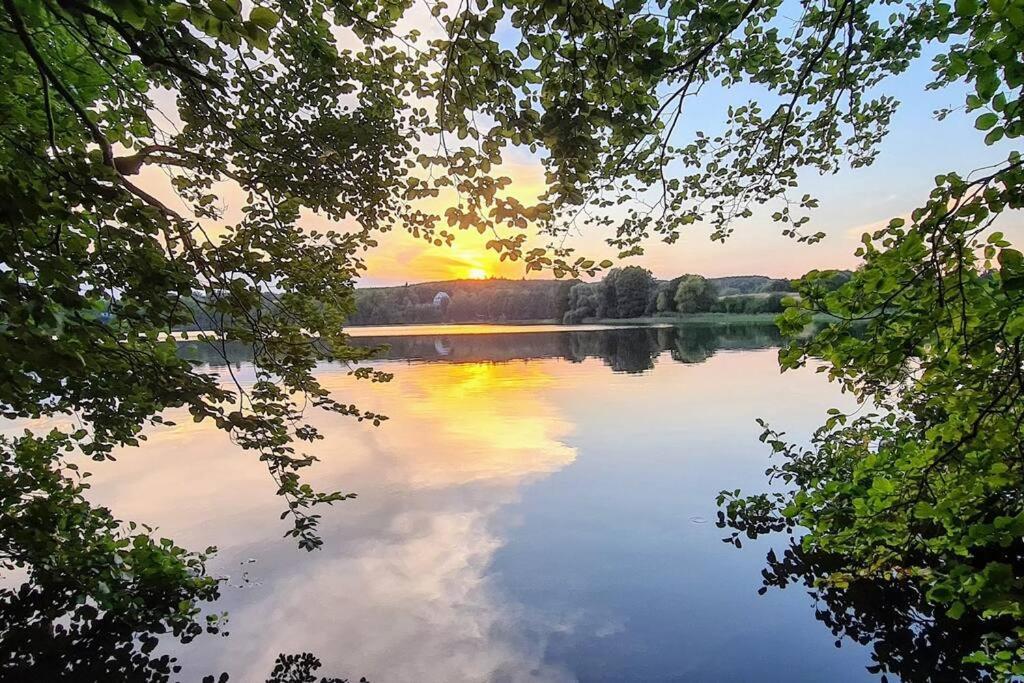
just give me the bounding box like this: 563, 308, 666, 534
22, 324, 889, 681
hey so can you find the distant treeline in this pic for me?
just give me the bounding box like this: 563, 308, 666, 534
348, 279, 575, 325
562, 268, 853, 322
348, 269, 852, 325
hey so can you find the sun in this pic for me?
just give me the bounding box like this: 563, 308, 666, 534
467, 267, 488, 280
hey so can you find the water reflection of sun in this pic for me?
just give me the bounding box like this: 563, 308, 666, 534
394, 362, 577, 488
303, 360, 578, 489
86, 358, 582, 682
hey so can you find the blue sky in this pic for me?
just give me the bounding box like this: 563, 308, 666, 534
357, 13, 1023, 285
365, 48, 1019, 285
610, 47, 1023, 280
133, 6, 1021, 287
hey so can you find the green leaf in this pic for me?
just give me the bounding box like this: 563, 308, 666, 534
249, 6, 280, 29
975, 113, 998, 130
999, 248, 1023, 273
955, 0, 978, 16
208, 0, 238, 20
1007, 314, 1024, 339
165, 2, 189, 22
985, 127, 1005, 145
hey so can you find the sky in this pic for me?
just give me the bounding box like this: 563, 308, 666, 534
355, 36, 1023, 286
138, 12, 1024, 288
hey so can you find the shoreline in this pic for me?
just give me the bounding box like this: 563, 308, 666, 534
342, 312, 791, 329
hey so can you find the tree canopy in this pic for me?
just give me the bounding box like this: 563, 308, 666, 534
673, 274, 718, 313
1, 0, 432, 672
601, 265, 657, 317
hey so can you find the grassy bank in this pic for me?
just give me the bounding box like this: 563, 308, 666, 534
344, 312, 841, 328
345, 318, 560, 328
592, 312, 846, 326
592, 312, 783, 325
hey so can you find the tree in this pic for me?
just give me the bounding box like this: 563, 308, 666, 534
601, 266, 656, 318
673, 275, 718, 314
434, 0, 1024, 676
655, 287, 673, 313
0, 0, 451, 671
563, 282, 603, 323
758, 278, 793, 293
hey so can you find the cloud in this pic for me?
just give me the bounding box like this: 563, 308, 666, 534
67, 360, 581, 681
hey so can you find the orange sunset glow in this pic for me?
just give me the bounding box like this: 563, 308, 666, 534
357, 152, 565, 285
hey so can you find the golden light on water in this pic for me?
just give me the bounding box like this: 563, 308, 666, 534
66, 358, 580, 545
22, 340, 857, 682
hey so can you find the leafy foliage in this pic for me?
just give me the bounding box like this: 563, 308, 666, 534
562, 281, 605, 323
434, 0, 933, 254
714, 0, 1024, 666
723, 162, 1024, 674
0, 0, 428, 670
0, 430, 222, 680
600, 266, 658, 318
261, 653, 368, 683
711, 292, 789, 314
349, 273, 798, 323
711, 275, 788, 296
673, 274, 718, 313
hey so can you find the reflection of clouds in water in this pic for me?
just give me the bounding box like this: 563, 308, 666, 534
67, 359, 581, 681
219, 505, 575, 683
214, 362, 580, 680
304, 360, 578, 490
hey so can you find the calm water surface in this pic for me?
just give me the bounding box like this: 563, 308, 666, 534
72, 325, 881, 680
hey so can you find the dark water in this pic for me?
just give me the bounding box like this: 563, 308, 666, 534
12, 324, 911, 681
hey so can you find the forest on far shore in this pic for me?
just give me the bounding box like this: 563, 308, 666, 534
346, 268, 853, 325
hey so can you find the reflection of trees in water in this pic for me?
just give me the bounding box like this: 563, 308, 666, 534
177, 324, 788, 372
0, 582, 363, 682
0, 583, 185, 682
753, 543, 997, 682
566, 328, 662, 373
567, 323, 785, 371
667, 325, 718, 364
